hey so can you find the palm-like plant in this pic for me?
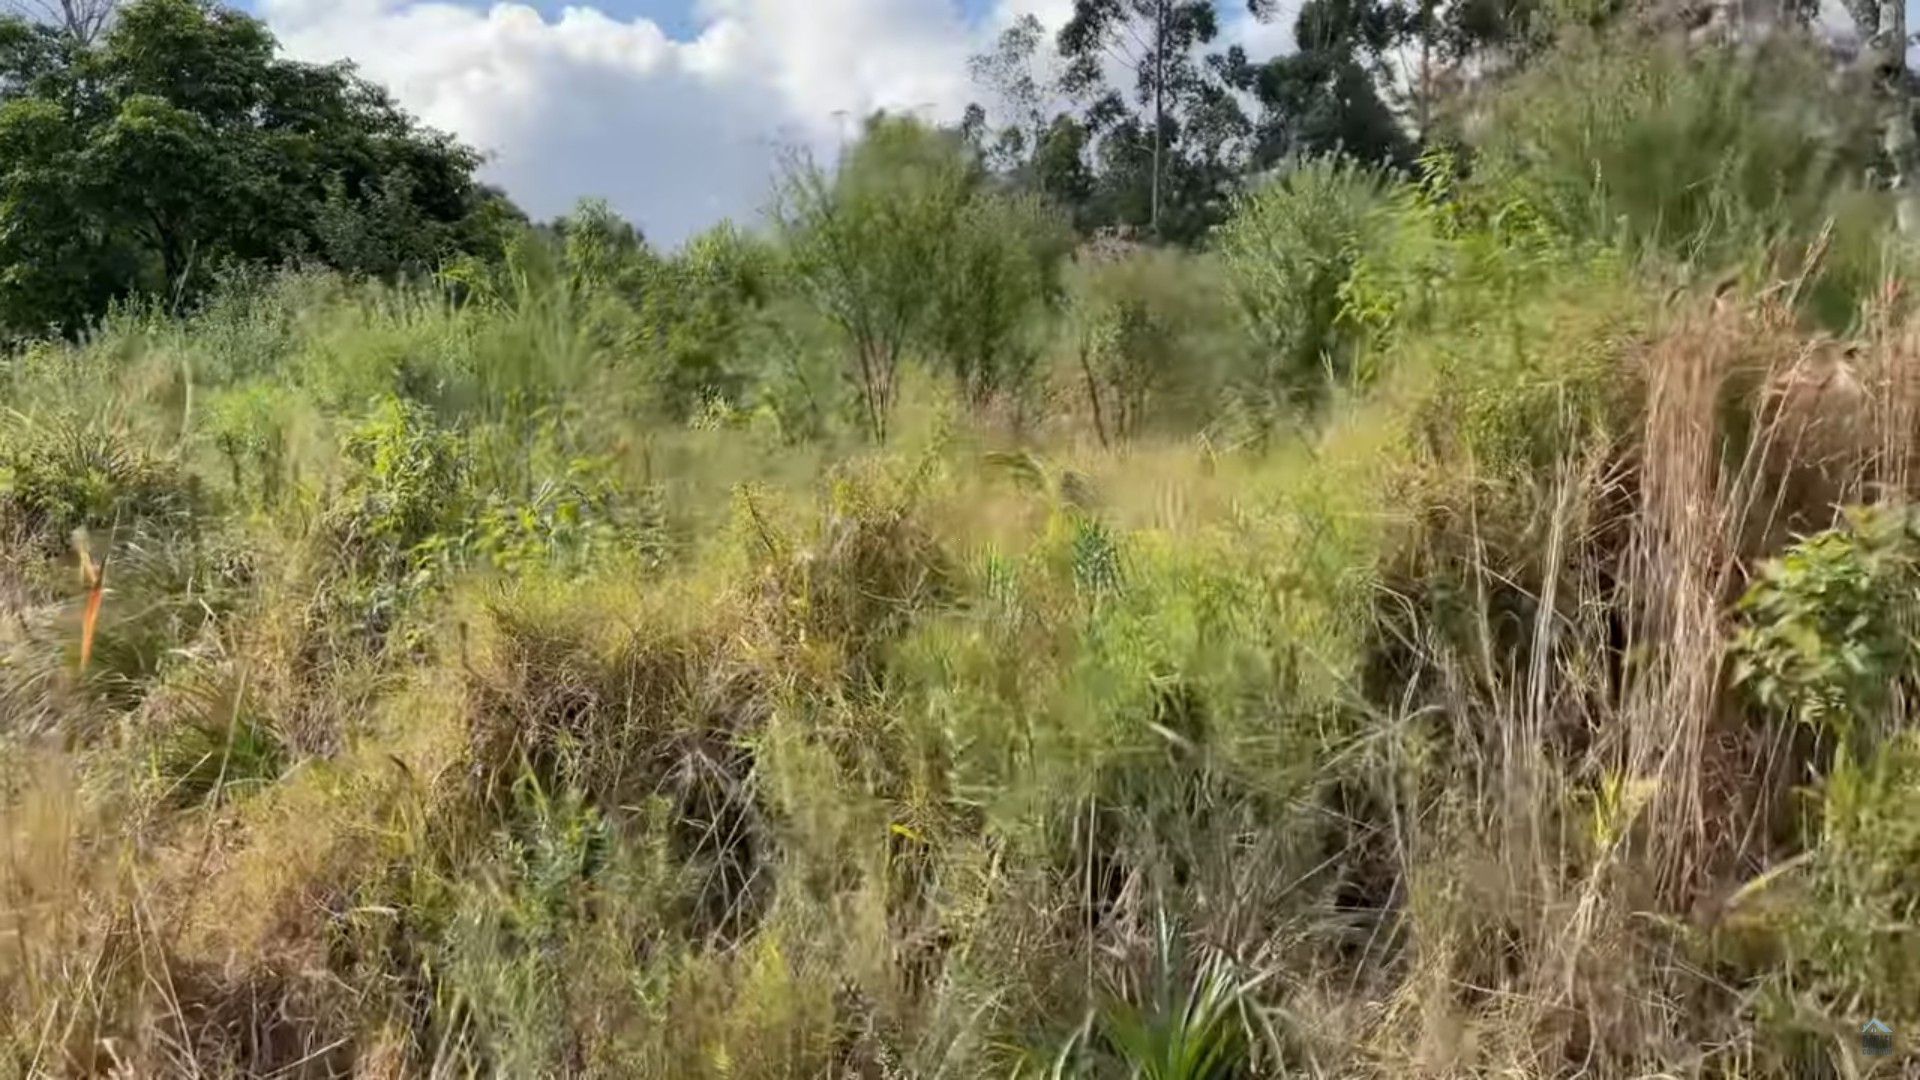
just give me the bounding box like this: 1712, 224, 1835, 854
1017, 915, 1268, 1080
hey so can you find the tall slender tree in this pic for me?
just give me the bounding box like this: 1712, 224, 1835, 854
1058, 0, 1239, 239
967, 14, 1066, 174
1846, 0, 1919, 235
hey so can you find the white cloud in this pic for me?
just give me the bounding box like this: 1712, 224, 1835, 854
258, 0, 1292, 247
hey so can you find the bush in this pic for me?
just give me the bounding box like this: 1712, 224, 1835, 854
921, 191, 1073, 407
0, 417, 196, 553
1718, 732, 1920, 1072
1063, 249, 1242, 445
330, 395, 470, 572
780, 115, 1076, 438
1731, 505, 1920, 739
779, 116, 978, 441
1215, 157, 1395, 406
1470, 36, 1885, 281
634, 223, 781, 419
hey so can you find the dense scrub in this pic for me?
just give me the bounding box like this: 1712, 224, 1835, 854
7, 22, 1920, 1080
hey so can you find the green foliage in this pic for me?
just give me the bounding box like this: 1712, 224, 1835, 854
779, 116, 977, 440
781, 115, 1073, 436
555, 197, 649, 294
333, 395, 470, 570
1216, 157, 1394, 406
13, 13, 1920, 1079
1776, 734, 1920, 1029
1094, 955, 1261, 1079
1055, 0, 1249, 243
1732, 505, 1920, 738
1225, 0, 1417, 171
1066, 249, 1241, 444
0, 0, 511, 340
429, 777, 616, 1076
1015, 924, 1266, 1079
204, 380, 300, 507
0, 416, 195, 551
150, 709, 287, 809
922, 191, 1072, 406
469, 451, 660, 578
1470, 37, 1884, 279
1710, 731, 1920, 1070
634, 222, 780, 418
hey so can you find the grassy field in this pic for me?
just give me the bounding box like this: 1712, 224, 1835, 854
6, 29, 1920, 1080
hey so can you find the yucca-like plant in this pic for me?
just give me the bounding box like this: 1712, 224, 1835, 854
1018, 916, 1267, 1080
1098, 917, 1265, 1080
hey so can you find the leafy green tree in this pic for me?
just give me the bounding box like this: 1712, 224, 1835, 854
922, 191, 1072, 406
781, 114, 1072, 436
1221, 0, 1415, 171
552, 197, 649, 294
965, 14, 1065, 176
634, 222, 782, 418
0, 0, 514, 339
1029, 114, 1099, 219
1216, 156, 1392, 405
963, 20, 1099, 225
778, 115, 978, 441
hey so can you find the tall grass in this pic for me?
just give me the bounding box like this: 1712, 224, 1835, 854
6, 29, 1920, 1080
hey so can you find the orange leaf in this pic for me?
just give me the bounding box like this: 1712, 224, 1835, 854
77, 547, 104, 676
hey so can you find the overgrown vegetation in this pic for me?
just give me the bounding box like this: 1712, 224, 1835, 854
8, 0, 1920, 1077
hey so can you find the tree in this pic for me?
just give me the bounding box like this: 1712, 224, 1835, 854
966, 14, 1067, 176
1058, 0, 1241, 239
1221, 0, 1415, 171
780, 114, 1071, 437
778, 116, 976, 441
921, 191, 1072, 406
3, 0, 114, 44
0, 0, 514, 338
1845, 0, 1919, 235
963, 19, 1101, 225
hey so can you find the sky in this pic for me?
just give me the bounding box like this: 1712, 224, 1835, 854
248, 0, 1009, 39
242, 0, 1294, 247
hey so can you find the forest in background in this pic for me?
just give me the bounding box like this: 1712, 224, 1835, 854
9, 0, 1920, 1076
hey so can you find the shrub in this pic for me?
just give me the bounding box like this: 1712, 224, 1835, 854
1470, 36, 1885, 280
634, 222, 782, 420
0, 417, 196, 553
921, 191, 1073, 407
1718, 732, 1920, 1072
329, 395, 470, 574
1731, 505, 1920, 740
779, 116, 977, 441
203, 380, 303, 507
1215, 157, 1395, 406
1064, 249, 1241, 445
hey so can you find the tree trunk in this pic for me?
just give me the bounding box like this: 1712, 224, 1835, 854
1859, 0, 1920, 236
1150, 0, 1165, 239
1079, 339, 1111, 451
4, 0, 114, 44
1418, 0, 1432, 143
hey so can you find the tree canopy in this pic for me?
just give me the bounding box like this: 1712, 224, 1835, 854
0, 0, 518, 339
959, 0, 1562, 243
